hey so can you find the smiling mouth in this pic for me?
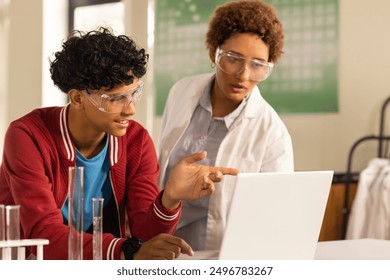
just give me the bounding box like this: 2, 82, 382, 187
116, 120, 129, 125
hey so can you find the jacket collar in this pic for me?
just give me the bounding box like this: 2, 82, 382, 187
59, 104, 75, 161
108, 134, 119, 166
59, 104, 120, 165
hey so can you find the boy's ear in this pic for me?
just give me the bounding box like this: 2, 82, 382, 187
68, 89, 84, 109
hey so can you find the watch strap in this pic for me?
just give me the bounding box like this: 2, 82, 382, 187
122, 237, 143, 260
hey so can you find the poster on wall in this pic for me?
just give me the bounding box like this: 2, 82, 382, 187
154, 0, 339, 116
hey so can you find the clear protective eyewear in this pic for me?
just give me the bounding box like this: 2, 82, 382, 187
215, 48, 274, 82
84, 80, 144, 114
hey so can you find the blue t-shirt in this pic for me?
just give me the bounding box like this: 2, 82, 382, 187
62, 135, 112, 231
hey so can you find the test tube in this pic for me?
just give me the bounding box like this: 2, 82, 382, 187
68, 166, 84, 260
6, 205, 21, 259
92, 198, 104, 260
0, 204, 5, 259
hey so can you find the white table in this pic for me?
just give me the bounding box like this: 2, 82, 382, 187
179, 239, 390, 260
315, 239, 390, 260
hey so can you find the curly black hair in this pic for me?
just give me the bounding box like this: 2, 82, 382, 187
50, 27, 149, 93
206, 0, 284, 63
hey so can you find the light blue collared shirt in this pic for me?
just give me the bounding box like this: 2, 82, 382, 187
62, 135, 112, 232
165, 78, 248, 250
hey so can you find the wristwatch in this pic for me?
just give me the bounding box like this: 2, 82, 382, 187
122, 237, 143, 260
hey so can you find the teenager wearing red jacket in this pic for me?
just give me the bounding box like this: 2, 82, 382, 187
0, 27, 238, 260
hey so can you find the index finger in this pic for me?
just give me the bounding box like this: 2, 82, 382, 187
166, 236, 194, 256
211, 166, 239, 176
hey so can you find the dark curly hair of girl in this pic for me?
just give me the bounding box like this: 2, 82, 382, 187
206, 0, 284, 63
50, 27, 149, 93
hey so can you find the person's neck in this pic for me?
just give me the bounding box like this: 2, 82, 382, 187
210, 85, 241, 118
67, 106, 107, 159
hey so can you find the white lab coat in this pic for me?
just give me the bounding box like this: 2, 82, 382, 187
346, 158, 390, 239
157, 73, 294, 250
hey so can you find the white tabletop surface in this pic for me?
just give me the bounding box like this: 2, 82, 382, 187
315, 238, 390, 260
178, 239, 390, 260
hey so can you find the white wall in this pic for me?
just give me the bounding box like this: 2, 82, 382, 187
4, 0, 66, 123
281, 0, 390, 173
42, 0, 67, 107
2, 0, 390, 174
124, 0, 155, 135
0, 0, 9, 159
7, 0, 43, 122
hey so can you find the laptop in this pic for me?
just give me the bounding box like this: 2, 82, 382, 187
179, 170, 333, 260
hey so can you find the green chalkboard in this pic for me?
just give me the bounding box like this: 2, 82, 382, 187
154, 0, 339, 115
